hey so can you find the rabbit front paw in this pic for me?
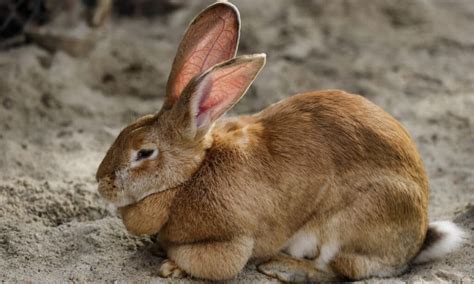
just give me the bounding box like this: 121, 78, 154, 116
158, 259, 187, 279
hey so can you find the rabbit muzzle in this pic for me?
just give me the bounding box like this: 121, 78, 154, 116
97, 174, 136, 207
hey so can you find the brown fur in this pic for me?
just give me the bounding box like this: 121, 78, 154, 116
108, 90, 429, 281
97, 2, 431, 281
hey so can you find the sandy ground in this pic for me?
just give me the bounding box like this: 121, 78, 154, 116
0, 0, 473, 282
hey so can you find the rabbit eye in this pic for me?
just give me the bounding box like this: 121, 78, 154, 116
136, 149, 154, 161
130, 143, 158, 166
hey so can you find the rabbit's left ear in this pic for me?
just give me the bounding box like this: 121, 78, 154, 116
171, 54, 266, 140
163, 2, 240, 110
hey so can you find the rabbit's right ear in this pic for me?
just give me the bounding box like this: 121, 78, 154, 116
162, 2, 240, 110
170, 54, 266, 140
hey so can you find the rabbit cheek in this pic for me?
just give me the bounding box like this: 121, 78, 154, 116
100, 169, 139, 207
125, 163, 162, 202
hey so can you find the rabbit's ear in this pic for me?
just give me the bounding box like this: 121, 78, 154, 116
172, 54, 266, 139
163, 2, 240, 109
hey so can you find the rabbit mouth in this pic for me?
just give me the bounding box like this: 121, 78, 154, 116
97, 175, 135, 207
98, 168, 171, 206
98, 181, 136, 207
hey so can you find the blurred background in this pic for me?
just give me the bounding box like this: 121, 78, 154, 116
0, 0, 472, 282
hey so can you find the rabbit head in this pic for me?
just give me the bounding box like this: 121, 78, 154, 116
96, 2, 266, 207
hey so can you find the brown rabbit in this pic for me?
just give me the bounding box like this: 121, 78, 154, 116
96, 2, 465, 282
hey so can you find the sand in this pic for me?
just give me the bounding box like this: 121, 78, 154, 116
0, 0, 473, 282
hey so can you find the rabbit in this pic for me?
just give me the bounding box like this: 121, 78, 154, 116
96, 1, 465, 282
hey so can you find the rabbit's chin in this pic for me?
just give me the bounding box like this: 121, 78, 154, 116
113, 186, 170, 208
136, 188, 164, 203
112, 195, 138, 208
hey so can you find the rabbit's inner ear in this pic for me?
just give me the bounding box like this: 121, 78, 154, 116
163, 3, 240, 109
183, 54, 266, 136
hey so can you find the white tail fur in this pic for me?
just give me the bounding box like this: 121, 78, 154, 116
413, 221, 466, 264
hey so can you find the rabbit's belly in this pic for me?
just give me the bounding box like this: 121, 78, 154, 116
283, 230, 340, 269
283, 231, 318, 259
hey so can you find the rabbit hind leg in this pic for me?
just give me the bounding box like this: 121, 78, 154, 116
330, 253, 408, 280
257, 253, 339, 282
257, 250, 407, 282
